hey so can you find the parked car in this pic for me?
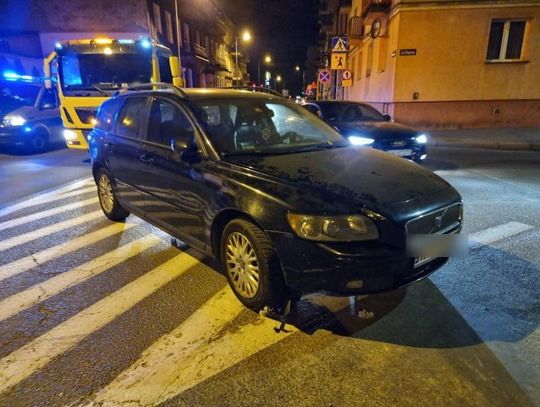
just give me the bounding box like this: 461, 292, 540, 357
302, 100, 427, 162
0, 73, 63, 152
89, 87, 462, 313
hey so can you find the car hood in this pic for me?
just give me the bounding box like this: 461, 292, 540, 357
225, 146, 451, 214
336, 121, 420, 139
0, 105, 34, 121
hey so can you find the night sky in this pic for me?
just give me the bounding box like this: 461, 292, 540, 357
222, 0, 320, 94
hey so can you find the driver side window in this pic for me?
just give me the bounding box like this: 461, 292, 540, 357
40, 89, 58, 109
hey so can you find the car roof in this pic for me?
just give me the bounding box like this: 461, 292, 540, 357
115, 87, 282, 102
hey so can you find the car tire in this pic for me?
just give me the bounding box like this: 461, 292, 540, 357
27, 128, 49, 153
96, 168, 129, 222
221, 219, 288, 313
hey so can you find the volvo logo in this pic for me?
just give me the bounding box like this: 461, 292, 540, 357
435, 215, 443, 228
431, 208, 448, 232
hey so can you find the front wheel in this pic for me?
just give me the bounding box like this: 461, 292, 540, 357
26, 129, 49, 153
96, 168, 129, 222
221, 219, 288, 313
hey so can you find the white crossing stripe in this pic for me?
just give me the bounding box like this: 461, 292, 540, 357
0, 197, 99, 231
0, 252, 199, 394
94, 288, 296, 406
0, 210, 103, 252
0, 234, 163, 322
0, 178, 93, 219
0, 222, 136, 283
469, 221, 534, 246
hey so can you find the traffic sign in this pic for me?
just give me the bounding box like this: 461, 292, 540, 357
318, 69, 331, 84
343, 70, 352, 80
331, 36, 349, 53
331, 54, 346, 70
342, 70, 353, 87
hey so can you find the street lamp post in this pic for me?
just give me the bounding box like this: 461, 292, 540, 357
235, 30, 251, 86
258, 54, 272, 87
295, 65, 306, 95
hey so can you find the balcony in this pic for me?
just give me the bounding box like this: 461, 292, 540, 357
362, 0, 391, 17
348, 16, 363, 42
192, 43, 210, 61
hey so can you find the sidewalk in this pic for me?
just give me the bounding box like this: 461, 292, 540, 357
427, 127, 540, 151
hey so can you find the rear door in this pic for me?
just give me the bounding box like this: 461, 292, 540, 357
107, 96, 149, 211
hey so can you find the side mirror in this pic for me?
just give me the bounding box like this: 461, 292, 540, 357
383, 114, 391, 122
172, 135, 192, 152
169, 56, 184, 88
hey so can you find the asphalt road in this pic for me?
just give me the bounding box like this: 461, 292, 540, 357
0, 146, 538, 407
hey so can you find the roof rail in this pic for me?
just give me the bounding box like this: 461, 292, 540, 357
113, 83, 188, 98
217, 86, 284, 98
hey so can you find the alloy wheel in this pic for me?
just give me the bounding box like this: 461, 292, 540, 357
98, 174, 114, 214
225, 232, 260, 298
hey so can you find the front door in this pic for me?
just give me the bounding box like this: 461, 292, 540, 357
138, 96, 209, 249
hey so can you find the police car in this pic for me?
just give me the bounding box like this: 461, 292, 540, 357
0, 72, 63, 152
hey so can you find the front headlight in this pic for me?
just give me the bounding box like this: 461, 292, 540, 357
415, 134, 428, 144
287, 213, 379, 242
5, 116, 26, 126
348, 135, 375, 146
63, 129, 78, 141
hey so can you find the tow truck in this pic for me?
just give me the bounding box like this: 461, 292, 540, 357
44, 38, 182, 149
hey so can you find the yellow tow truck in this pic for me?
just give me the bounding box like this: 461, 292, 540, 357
44, 38, 182, 149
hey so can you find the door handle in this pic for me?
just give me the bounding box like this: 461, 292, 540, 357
139, 154, 154, 165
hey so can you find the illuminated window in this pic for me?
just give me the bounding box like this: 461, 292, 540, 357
165, 11, 174, 43
153, 3, 162, 35
486, 19, 526, 61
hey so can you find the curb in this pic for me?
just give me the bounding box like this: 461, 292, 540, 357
429, 141, 540, 152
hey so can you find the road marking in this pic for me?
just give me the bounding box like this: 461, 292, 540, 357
0, 210, 103, 252
0, 178, 93, 219
0, 234, 163, 322
0, 197, 99, 231
0, 222, 136, 283
94, 288, 296, 406
0, 252, 199, 394
469, 221, 534, 246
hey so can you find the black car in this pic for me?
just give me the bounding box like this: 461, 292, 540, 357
303, 101, 427, 162
89, 87, 462, 313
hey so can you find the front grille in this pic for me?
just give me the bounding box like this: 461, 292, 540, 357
405, 203, 462, 234
377, 138, 414, 149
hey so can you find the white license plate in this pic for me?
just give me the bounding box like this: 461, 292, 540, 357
388, 149, 413, 157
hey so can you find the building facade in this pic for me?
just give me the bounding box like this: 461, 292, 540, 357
0, 0, 247, 88
319, 0, 540, 128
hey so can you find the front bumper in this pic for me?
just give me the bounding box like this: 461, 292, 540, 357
0, 127, 26, 146
378, 143, 427, 162
269, 231, 449, 295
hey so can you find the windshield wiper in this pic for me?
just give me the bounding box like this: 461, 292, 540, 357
289, 142, 346, 153
222, 150, 289, 157
66, 85, 107, 95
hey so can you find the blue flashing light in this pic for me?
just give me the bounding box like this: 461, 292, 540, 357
119, 39, 135, 44
3, 71, 19, 80
140, 39, 152, 49
55, 42, 63, 50
24, 126, 32, 133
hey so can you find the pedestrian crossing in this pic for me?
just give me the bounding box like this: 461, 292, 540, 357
0, 178, 538, 406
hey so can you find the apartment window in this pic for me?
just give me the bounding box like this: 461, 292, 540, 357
486, 19, 526, 61
153, 3, 162, 35
366, 43, 373, 77
357, 52, 362, 81
165, 11, 174, 44
195, 30, 201, 46
183, 23, 190, 51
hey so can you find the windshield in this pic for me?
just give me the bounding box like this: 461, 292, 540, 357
319, 102, 385, 124
193, 98, 349, 156
0, 81, 40, 115
59, 53, 152, 95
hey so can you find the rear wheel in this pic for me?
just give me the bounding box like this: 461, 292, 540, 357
221, 219, 288, 313
96, 168, 129, 221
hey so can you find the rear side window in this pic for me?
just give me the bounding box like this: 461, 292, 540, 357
95, 98, 123, 131
115, 97, 147, 138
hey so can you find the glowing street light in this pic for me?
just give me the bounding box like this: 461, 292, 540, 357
295, 65, 300, 72
265, 55, 272, 64
276, 75, 282, 82
235, 29, 252, 85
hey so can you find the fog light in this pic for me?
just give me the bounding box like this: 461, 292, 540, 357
63, 129, 78, 141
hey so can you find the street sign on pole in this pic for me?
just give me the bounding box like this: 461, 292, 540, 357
318, 69, 331, 84
331, 37, 349, 53
342, 70, 353, 87
331, 54, 346, 70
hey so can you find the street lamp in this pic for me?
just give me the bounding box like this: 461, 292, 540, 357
295, 65, 306, 95
258, 54, 272, 87
235, 29, 251, 86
